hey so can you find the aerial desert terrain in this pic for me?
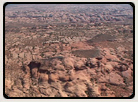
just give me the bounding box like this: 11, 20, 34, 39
5, 4, 133, 97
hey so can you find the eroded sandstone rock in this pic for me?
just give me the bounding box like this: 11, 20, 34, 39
109, 72, 124, 85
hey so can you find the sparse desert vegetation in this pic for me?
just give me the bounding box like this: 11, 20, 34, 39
5, 4, 133, 97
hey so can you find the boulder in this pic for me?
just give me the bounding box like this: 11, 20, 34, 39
109, 72, 124, 85
122, 68, 133, 83
49, 74, 59, 82
63, 57, 74, 69
101, 57, 107, 64
104, 64, 113, 73
90, 58, 97, 66
39, 73, 49, 82
86, 58, 97, 68
54, 64, 65, 71
74, 60, 85, 69
105, 54, 119, 61
120, 65, 128, 71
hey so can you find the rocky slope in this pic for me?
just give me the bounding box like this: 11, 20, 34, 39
5, 45, 133, 97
